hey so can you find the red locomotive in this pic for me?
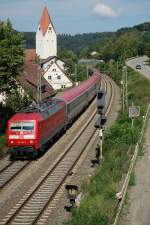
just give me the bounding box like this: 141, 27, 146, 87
7, 70, 101, 158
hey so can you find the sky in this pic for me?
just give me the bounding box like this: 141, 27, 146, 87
0, 0, 150, 34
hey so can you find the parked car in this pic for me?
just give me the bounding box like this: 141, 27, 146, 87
135, 64, 141, 69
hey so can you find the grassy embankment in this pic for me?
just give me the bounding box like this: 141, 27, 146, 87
66, 66, 150, 225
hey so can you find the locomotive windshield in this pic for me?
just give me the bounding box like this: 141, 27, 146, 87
10, 122, 34, 131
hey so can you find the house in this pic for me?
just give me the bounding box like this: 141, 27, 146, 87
17, 58, 55, 102
41, 56, 73, 90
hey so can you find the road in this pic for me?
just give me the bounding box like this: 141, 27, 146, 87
121, 56, 150, 225
126, 55, 150, 80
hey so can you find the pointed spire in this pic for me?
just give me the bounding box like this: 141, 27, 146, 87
39, 6, 56, 35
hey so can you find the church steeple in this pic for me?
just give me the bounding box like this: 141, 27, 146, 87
36, 6, 57, 59
39, 6, 56, 36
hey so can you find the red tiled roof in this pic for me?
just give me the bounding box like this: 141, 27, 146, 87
40, 6, 56, 35
17, 62, 55, 102
25, 49, 36, 62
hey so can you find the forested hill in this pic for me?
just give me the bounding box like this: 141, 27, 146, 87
23, 31, 113, 52
57, 32, 113, 53
23, 21, 150, 54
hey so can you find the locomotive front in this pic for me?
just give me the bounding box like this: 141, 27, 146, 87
7, 114, 39, 158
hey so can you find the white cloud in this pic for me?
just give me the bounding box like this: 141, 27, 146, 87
93, 2, 118, 18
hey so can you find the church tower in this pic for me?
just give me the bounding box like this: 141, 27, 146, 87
36, 6, 57, 59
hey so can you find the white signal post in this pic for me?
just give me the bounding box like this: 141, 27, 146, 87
99, 128, 103, 160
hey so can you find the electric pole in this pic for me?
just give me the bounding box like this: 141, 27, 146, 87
75, 64, 77, 85
125, 66, 128, 108
122, 67, 125, 112
122, 66, 128, 112
37, 60, 42, 111
86, 65, 89, 80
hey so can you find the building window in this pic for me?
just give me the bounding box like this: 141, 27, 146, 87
41, 85, 46, 93
48, 76, 52, 80
49, 27, 52, 30
39, 27, 40, 31
61, 85, 66, 89
57, 75, 61, 80
52, 68, 56, 72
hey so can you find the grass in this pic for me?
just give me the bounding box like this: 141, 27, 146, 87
65, 65, 150, 225
129, 173, 136, 186
138, 146, 145, 156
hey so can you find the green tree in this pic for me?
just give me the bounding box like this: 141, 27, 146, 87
0, 19, 24, 94
58, 46, 77, 63
145, 42, 150, 58
5, 90, 32, 112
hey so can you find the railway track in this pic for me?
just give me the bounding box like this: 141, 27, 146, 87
0, 160, 30, 190
0, 75, 114, 225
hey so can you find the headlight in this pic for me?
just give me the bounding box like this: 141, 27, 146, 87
9, 135, 19, 139
30, 140, 34, 144
24, 135, 35, 139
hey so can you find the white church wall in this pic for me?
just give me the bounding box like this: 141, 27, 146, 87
43, 26, 57, 58
36, 26, 45, 58
36, 22, 57, 59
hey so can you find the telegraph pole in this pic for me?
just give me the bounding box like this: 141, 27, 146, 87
75, 64, 77, 85
122, 67, 125, 112
122, 66, 128, 112
37, 60, 42, 111
86, 65, 89, 80
125, 66, 128, 108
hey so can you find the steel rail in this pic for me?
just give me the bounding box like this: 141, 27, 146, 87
0, 161, 14, 174
0, 161, 31, 190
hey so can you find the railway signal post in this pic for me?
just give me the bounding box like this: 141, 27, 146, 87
97, 116, 106, 160
64, 184, 79, 211
93, 90, 107, 164
99, 128, 103, 160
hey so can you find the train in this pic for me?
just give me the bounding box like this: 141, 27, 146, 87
7, 70, 101, 159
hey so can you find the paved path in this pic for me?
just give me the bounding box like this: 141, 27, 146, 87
122, 120, 150, 225
126, 56, 150, 80
122, 56, 150, 225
